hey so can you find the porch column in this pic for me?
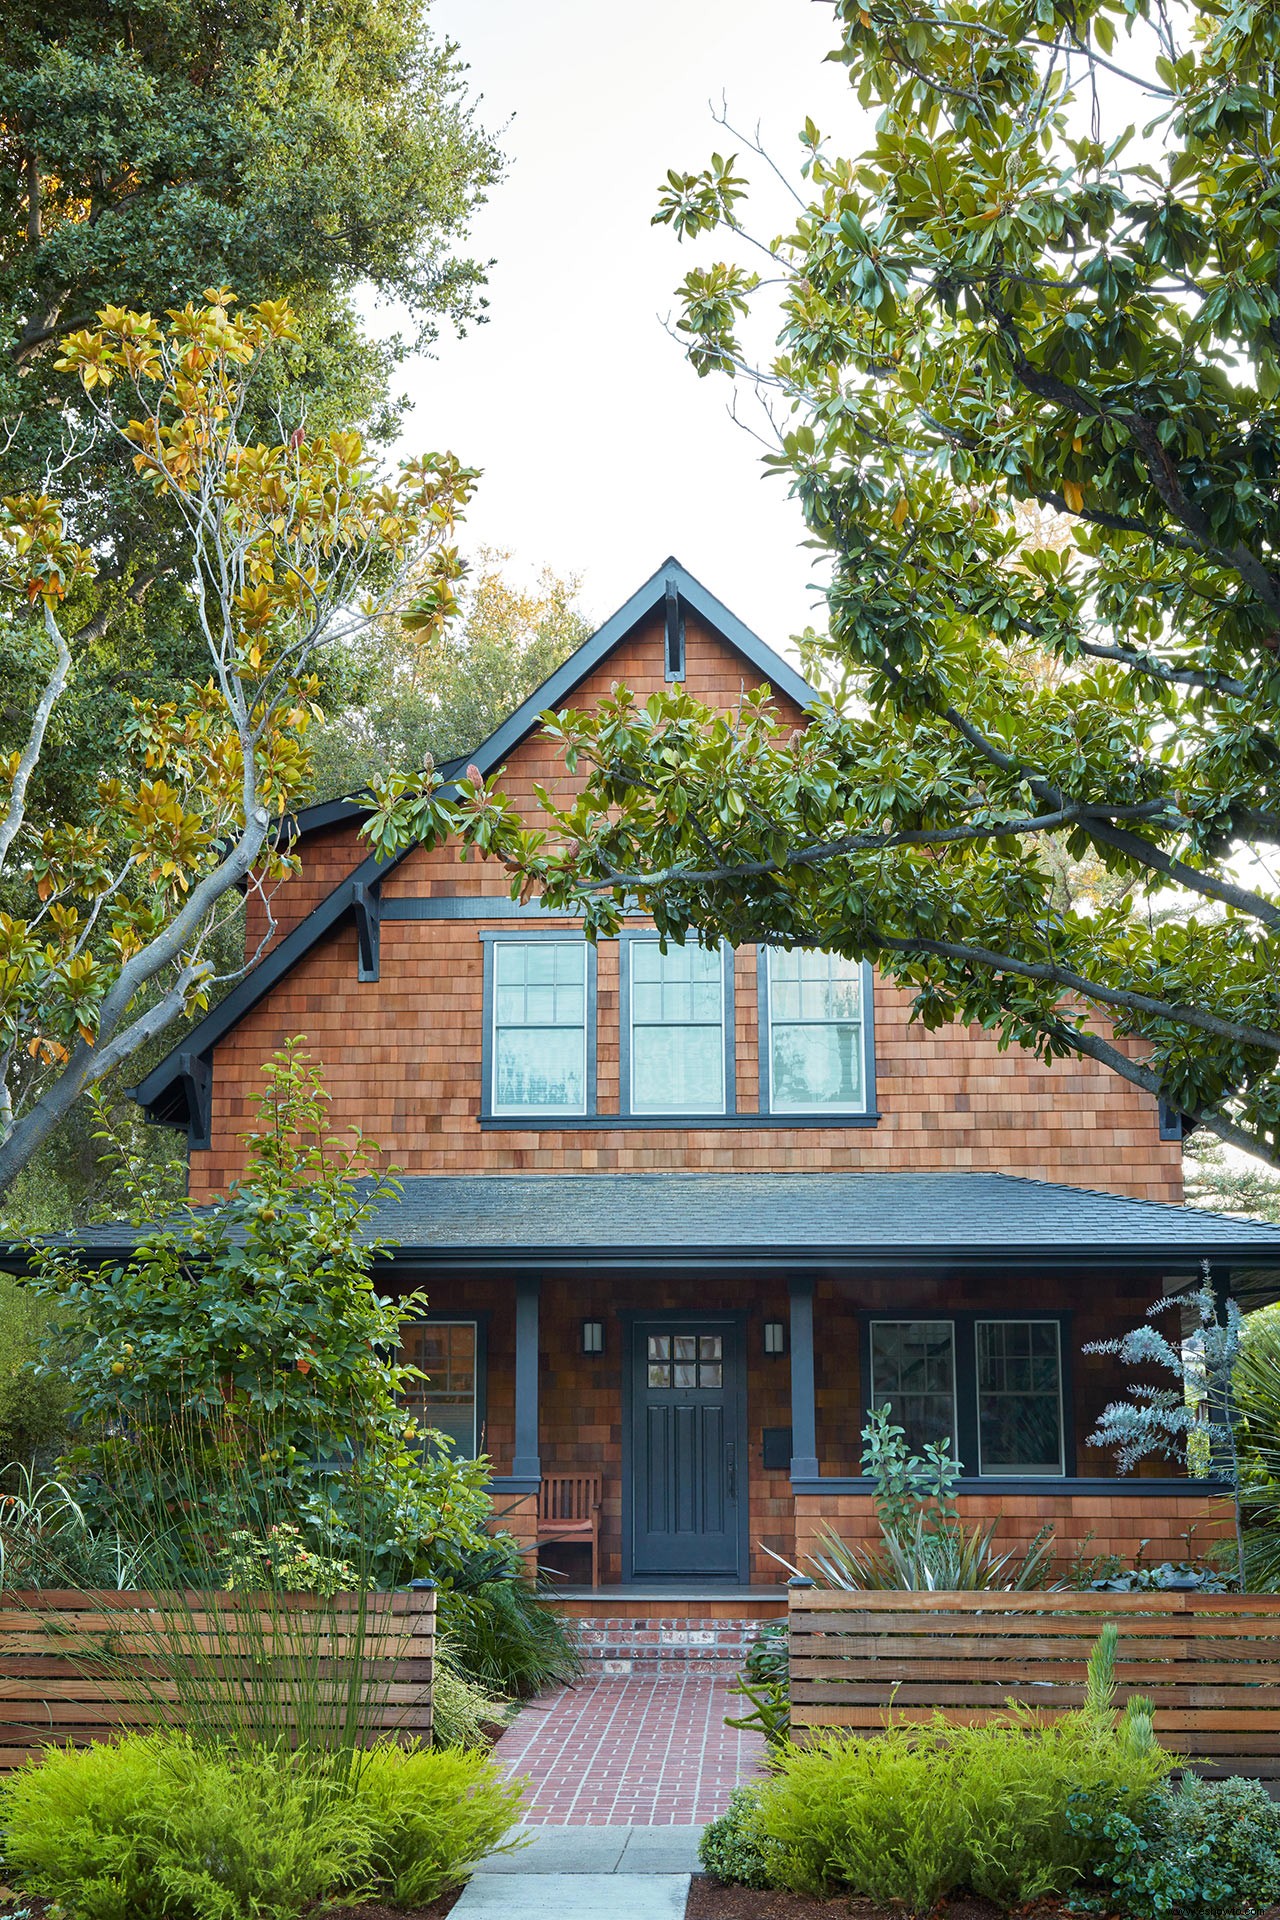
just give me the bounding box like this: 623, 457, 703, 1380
789, 1275, 819, 1478
513, 1273, 541, 1481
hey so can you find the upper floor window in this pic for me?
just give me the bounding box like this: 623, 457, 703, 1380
763, 949, 870, 1113
627, 939, 727, 1115
490, 939, 589, 1116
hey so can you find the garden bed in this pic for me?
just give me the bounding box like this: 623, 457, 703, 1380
687, 1888, 1063, 1920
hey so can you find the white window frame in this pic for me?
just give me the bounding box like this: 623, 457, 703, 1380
868, 1318, 959, 1458
489, 938, 589, 1118
763, 949, 872, 1115
626, 937, 728, 1116
974, 1318, 1066, 1478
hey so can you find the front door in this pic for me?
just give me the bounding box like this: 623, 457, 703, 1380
628, 1316, 746, 1579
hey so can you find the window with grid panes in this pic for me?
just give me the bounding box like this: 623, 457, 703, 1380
976, 1320, 1064, 1475
629, 940, 725, 1113
766, 950, 866, 1111
868, 1321, 957, 1458
491, 941, 587, 1114
646, 1333, 723, 1389
401, 1322, 478, 1458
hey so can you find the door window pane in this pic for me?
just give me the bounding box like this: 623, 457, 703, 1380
492, 942, 587, 1114
629, 941, 725, 1113
976, 1321, 1064, 1475
401, 1321, 479, 1458
767, 950, 866, 1111
869, 1321, 957, 1458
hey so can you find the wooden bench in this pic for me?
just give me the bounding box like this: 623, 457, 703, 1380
538, 1474, 602, 1588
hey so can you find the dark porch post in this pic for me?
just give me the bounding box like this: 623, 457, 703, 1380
513, 1274, 541, 1481
789, 1275, 819, 1479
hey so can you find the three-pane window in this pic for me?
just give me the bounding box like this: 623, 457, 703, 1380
766, 950, 867, 1112
629, 941, 726, 1114
867, 1317, 1066, 1476
492, 941, 587, 1115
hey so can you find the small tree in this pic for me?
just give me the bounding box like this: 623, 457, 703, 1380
0, 292, 476, 1196
29, 1042, 493, 1588
1086, 1274, 1245, 1588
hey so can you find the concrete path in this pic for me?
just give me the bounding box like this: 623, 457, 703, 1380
456, 1830, 699, 1916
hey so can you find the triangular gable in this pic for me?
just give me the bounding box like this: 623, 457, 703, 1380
130, 558, 817, 1134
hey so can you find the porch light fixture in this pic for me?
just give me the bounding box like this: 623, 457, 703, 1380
581, 1319, 604, 1356
764, 1319, 786, 1357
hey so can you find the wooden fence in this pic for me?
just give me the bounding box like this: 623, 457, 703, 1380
789, 1589, 1280, 1777
0, 1587, 435, 1772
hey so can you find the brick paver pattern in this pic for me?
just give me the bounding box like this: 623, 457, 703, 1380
492, 1675, 766, 1824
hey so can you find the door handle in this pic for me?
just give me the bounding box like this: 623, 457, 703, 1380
726, 1441, 737, 1501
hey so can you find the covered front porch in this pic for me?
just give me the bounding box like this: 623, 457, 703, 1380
382, 1170, 1280, 1588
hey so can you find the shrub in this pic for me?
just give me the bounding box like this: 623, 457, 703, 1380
699, 1786, 781, 1889
1069, 1773, 1280, 1920
0, 1466, 145, 1589
0, 1276, 69, 1471
0, 1730, 521, 1920
438, 1570, 581, 1696
431, 1638, 509, 1750
350, 1740, 524, 1903
725, 1619, 790, 1747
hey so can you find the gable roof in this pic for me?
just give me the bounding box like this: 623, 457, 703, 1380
61, 1171, 1280, 1270
131, 559, 817, 1132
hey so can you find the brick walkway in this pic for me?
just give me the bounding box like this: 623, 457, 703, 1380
493, 1674, 766, 1825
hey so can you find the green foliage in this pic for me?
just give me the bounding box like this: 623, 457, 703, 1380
349, 1739, 524, 1903
0, 1464, 144, 1589
754, 1682, 1173, 1911
725, 1619, 790, 1747
477, 3, 1280, 1166
1185, 1136, 1280, 1225
305, 551, 592, 803
0, 1275, 69, 1466
437, 1564, 582, 1698
1233, 1305, 1280, 1589
31, 1044, 495, 1587
767, 1406, 1057, 1590
1069, 1773, 1280, 1920
0, 1730, 520, 1919
217, 1524, 363, 1598
430, 1639, 508, 1752
698, 1786, 782, 1890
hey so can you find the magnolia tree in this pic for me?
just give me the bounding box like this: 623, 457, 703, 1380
433, 0, 1280, 1163
0, 292, 476, 1195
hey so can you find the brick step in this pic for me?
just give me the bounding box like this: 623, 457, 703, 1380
567, 1614, 777, 1672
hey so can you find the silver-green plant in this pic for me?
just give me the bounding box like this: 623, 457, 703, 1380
1086, 1272, 1244, 1589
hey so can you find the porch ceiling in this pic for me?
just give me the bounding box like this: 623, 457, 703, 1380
65, 1170, 1280, 1268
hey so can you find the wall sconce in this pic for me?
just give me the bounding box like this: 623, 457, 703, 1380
581, 1319, 604, 1356
764, 1319, 786, 1357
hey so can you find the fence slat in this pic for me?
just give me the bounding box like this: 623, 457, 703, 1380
788, 1590, 1280, 1777
0, 1589, 435, 1770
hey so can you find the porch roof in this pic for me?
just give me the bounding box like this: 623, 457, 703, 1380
66, 1170, 1280, 1268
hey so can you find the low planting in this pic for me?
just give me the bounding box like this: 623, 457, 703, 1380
0, 1730, 522, 1920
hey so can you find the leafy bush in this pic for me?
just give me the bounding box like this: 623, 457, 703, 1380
217, 1523, 364, 1596
0, 1276, 69, 1471
350, 1740, 524, 1902
725, 1619, 790, 1746
751, 1631, 1173, 1913
699, 1786, 781, 1890
0, 1466, 145, 1590
438, 1567, 581, 1696
0, 1730, 521, 1920
431, 1638, 509, 1751
1069, 1773, 1280, 1920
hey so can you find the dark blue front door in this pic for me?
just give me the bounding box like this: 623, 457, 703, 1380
629, 1317, 745, 1578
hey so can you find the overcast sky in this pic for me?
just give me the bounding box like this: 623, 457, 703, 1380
379, 0, 861, 648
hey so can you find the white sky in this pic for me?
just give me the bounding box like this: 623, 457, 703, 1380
375, 0, 860, 648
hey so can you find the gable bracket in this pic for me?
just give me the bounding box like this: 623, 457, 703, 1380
177, 1051, 212, 1151
352, 880, 381, 982
664, 578, 685, 682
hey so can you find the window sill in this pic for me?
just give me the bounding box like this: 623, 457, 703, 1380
479, 1112, 883, 1131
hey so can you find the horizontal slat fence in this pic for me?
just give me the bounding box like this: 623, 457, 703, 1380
0, 1587, 434, 1772
790, 1590, 1280, 1777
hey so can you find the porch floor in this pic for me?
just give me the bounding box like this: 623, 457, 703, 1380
492, 1675, 767, 1824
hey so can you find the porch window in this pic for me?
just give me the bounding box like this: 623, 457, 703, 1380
628, 940, 726, 1114
869, 1320, 958, 1458
401, 1320, 479, 1458
491, 940, 588, 1115
764, 950, 868, 1112
976, 1320, 1064, 1476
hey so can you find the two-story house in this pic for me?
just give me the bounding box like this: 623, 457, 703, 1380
121, 559, 1280, 1595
